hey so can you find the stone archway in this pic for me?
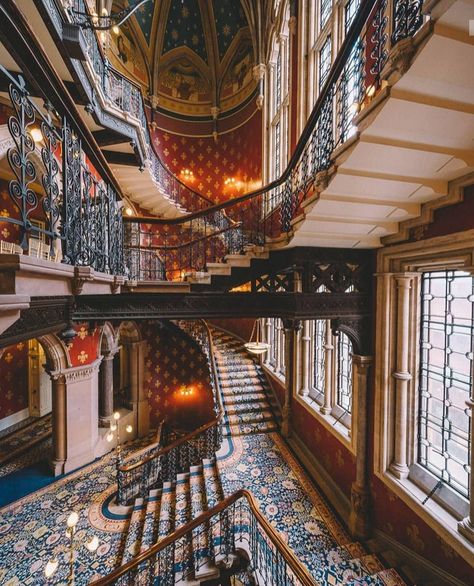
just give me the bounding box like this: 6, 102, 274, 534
97, 322, 120, 425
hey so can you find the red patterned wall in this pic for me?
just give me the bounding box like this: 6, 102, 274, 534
142, 322, 215, 431
67, 324, 101, 368
0, 342, 29, 420
150, 112, 262, 205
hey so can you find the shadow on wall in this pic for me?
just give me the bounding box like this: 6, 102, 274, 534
142, 321, 215, 432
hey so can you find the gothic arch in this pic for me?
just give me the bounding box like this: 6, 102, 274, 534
99, 322, 120, 355
36, 333, 70, 372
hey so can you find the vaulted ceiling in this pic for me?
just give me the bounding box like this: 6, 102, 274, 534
110, 0, 276, 119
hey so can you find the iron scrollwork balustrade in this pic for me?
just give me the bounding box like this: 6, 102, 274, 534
117, 0, 424, 283
116, 321, 223, 506
66, 0, 229, 232
0, 64, 124, 274
89, 490, 317, 586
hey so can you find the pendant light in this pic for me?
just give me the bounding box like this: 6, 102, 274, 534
244, 319, 270, 355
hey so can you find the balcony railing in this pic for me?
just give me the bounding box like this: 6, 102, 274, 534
64, 0, 229, 228
120, 0, 426, 282
116, 320, 224, 505
0, 64, 124, 274
90, 488, 318, 585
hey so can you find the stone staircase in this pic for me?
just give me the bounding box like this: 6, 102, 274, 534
209, 327, 280, 436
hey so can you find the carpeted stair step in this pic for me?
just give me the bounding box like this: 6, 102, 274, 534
223, 420, 279, 436
225, 400, 272, 416
202, 458, 225, 551
139, 488, 161, 553
189, 464, 216, 580
174, 473, 194, 580
223, 391, 269, 406
346, 568, 407, 585
120, 497, 146, 565
220, 379, 269, 392
318, 554, 386, 584
156, 481, 176, 541
226, 410, 274, 426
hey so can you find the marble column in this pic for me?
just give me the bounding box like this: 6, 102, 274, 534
281, 319, 302, 438
99, 350, 117, 425
264, 319, 272, 367
300, 320, 311, 397
349, 355, 373, 540
321, 321, 333, 415
129, 340, 149, 437
51, 374, 67, 476
390, 274, 415, 479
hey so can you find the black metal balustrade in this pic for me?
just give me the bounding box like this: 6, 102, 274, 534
119, 0, 425, 282
0, 65, 124, 274
90, 489, 317, 586
65, 0, 228, 229
116, 321, 223, 506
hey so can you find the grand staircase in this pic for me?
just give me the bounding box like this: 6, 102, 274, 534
108, 327, 411, 586
210, 328, 280, 436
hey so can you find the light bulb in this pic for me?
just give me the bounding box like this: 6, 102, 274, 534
30, 127, 43, 143
66, 511, 79, 528
112, 25, 120, 34
86, 535, 100, 552
125, 425, 133, 433
348, 102, 359, 116
113, 411, 120, 421
125, 207, 133, 216
110, 424, 117, 432
366, 84, 376, 98
44, 559, 58, 578
106, 432, 114, 442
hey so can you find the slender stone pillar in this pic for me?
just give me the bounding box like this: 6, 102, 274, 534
129, 340, 149, 437
276, 320, 284, 374
321, 321, 333, 415
349, 355, 373, 540
390, 274, 415, 479
281, 319, 302, 438
300, 320, 311, 397
458, 390, 474, 544
51, 374, 67, 476
99, 351, 116, 424
264, 319, 272, 366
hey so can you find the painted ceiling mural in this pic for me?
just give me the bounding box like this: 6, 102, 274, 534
109, 0, 259, 119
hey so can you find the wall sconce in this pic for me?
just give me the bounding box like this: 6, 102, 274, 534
224, 177, 236, 186
30, 126, 44, 144
179, 386, 194, 397
180, 168, 195, 182
44, 511, 99, 583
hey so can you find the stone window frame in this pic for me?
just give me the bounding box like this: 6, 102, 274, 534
374, 229, 474, 561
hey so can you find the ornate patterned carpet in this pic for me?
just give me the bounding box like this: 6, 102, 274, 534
0, 328, 407, 585
0, 414, 52, 467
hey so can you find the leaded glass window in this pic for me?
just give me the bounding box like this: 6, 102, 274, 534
313, 320, 326, 393
274, 121, 281, 179
336, 332, 352, 412
320, 0, 332, 29
319, 36, 332, 91
275, 50, 282, 112
344, 0, 360, 33
418, 270, 472, 499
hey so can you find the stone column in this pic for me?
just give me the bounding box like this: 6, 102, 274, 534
300, 320, 311, 397
321, 321, 333, 415
458, 389, 474, 544
99, 350, 117, 425
264, 319, 273, 366
390, 274, 415, 479
281, 319, 302, 438
276, 320, 284, 374
129, 340, 149, 437
51, 374, 67, 476
349, 355, 373, 540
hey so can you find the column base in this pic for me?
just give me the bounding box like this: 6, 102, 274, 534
320, 406, 331, 415
349, 484, 371, 540
389, 462, 410, 479
458, 517, 474, 544
51, 459, 65, 477
99, 415, 114, 428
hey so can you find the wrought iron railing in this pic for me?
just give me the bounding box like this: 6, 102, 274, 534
116, 320, 224, 505
90, 489, 317, 585
119, 0, 426, 282
0, 65, 124, 274
64, 0, 229, 225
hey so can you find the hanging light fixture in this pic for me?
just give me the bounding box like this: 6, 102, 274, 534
244, 319, 270, 356
71, 0, 153, 31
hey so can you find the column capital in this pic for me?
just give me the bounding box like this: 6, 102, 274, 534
282, 318, 302, 332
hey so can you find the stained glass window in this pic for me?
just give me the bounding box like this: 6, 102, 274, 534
344, 0, 361, 33
418, 270, 472, 498
336, 332, 352, 413
320, 0, 332, 29
319, 36, 332, 91
313, 320, 326, 393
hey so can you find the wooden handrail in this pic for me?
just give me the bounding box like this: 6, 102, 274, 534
118, 320, 224, 474
90, 488, 317, 586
